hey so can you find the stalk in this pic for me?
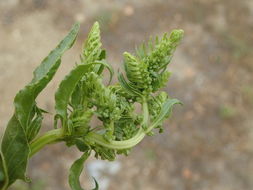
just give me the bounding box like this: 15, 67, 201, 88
86, 101, 150, 149
29, 129, 64, 157
29, 101, 155, 156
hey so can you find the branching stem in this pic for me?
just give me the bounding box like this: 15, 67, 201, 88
29, 101, 155, 157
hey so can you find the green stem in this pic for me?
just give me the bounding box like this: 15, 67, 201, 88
86, 129, 145, 149
86, 101, 150, 150
29, 101, 157, 156
142, 99, 149, 128
108, 120, 115, 137
29, 129, 64, 157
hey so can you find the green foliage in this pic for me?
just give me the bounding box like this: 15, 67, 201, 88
0, 23, 80, 189
55, 64, 91, 133
69, 151, 98, 190
0, 22, 183, 190
123, 30, 184, 96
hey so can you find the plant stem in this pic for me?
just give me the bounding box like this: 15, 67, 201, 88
29, 101, 155, 156
86, 129, 146, 149
142, 99, 149, 127
29, 129, 64, 157
86, 101, 150, 150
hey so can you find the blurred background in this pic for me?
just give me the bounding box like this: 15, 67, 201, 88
0, 0, 253, 189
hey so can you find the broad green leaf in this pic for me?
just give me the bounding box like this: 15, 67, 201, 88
55, 64, 91, 131
15, 23, 80, 130
1, 23, 80, 188
0, 148, 8, 190
71, 82, 84, 110
1, 116, 30, 187
69, 151, 99, 190
150, 99, 182, 130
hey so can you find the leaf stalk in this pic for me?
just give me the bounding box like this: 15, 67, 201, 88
29, 129, 64, 157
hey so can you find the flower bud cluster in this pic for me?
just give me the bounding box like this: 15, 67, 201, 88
123, 30, 184, 97
81, 22, 102, 64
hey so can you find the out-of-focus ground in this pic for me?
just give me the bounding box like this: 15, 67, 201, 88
0, 0, 253, 189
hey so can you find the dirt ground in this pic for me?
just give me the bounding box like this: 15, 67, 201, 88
0, 0, 253, 190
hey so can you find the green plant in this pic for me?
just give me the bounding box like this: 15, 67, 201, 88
0, 22, 183, 190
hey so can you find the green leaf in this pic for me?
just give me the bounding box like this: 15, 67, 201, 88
93, 60, 114, 85
150, 99, 182, 130
69, 152, 89, 190
0, 148, 8, 190
75, 139, 90, 152
70, 82, 83, 110
69, 151, 99, 190
92, 178, 99, 190
93, 145, 116, 161
118, 73, 142, 97
55, 64, 91, 132
92, 49, 107, 75
1, 116, 30, 187
26, 106, 43, 142
32, 24, 80, 83
99, 49, 106, 60
1, 22, 80, 188
15, 23, 80, 130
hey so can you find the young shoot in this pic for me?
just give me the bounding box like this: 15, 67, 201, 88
0, 22, 183, 190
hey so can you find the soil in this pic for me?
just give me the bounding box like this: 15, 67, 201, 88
0, 0, 253, 190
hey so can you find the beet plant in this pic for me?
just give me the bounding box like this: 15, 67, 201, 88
0, 22, 183, 190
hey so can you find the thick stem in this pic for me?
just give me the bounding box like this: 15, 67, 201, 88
86, 101, 150, 150
86, 129, 145, 149
29, 101, 156, 156
29, 129, 64, 157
